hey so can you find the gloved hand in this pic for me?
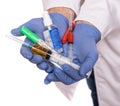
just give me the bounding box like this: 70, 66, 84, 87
44, 64, 84, 85
73, 23, 101, 77
11, 13, 69, 73
44, 23, 101, 85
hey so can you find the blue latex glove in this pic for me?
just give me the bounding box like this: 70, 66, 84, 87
44, 64, 84, 85
11, 13, 69, 73
73, 23, 101, 77
44, 23, 101, 85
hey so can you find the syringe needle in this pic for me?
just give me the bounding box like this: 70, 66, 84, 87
6, 34, 32, 48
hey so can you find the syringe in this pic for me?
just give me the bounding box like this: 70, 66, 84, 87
7, 34, 91, 77
6, 35, 79, 70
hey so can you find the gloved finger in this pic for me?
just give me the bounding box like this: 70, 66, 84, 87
79, 53, 98, 77
46, 61, 54, 73
11, 18, 45, 36
20, 44, 32, 60
11, 26, 23, 36
37, 61, 48, 71
44, 73, 59, 84
37, 61, 54, 73
30, 54, 43, 64
73, 58, 81, 65
61, 64, 82, 80
54, 67, 76, 85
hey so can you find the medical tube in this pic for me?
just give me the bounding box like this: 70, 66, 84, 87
43, 11, 63, 53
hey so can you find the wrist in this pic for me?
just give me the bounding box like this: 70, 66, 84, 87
47, 7, 76, 20
49, 12, 69, 26
74, 23, 101, 42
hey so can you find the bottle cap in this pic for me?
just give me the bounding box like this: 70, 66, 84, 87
43, 11, 52, 26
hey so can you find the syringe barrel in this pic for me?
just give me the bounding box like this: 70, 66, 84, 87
50, 52, 91, 77
50, 52, 80, 70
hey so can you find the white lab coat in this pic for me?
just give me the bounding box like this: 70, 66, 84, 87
42, 0, 120, 105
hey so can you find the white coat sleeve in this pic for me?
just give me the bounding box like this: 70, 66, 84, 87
75, 0, 113, 38
42, 0, 81, 15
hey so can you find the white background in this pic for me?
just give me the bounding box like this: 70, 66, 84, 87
0, 0, 92, 106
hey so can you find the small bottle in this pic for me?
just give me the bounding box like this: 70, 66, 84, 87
43, 11, 63, 53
